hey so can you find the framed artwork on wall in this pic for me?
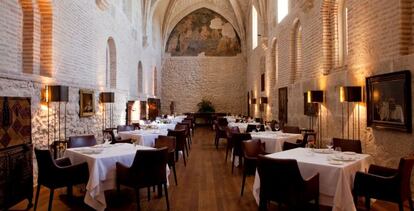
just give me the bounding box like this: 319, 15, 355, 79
366, 70, 412, 132
278, 87, 288, 124
79, 89, 95, 117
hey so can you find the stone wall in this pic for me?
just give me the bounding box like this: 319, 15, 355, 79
161, 55, 246, 114
246, 0, 414, 170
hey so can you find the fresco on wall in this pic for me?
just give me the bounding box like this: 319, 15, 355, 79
166, 8, 242, 56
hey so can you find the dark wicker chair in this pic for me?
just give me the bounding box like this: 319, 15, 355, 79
154, 136, 177, 185
167, 129, 187, 166
67, 135, 97, 148
34, 148, 89, 211
282, 125, 301, 134
231, 133, 252, 173
353, 156, 414, 211
240, 140, 266, 196
225, 126, 240, 161
332, 138, 362, 153
116, 148, 169, 211
257, 155, 319, 211
117, 125, 135, 132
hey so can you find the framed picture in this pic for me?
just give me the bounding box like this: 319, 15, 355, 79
366, 70, 412, 132
278, 87, 288, 123
304, 92, 319, 116
79, 89, 95, 117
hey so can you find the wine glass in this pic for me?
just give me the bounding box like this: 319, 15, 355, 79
335, 147, 342, 153
326, 141, 333, 150
256, 124, 261, 132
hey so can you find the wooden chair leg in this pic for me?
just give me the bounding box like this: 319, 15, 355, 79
182, 150, 186, 166
225, 146, 229, 162
409, 198, 414, 211
164, 183, 170, 211
34, 184, 41, 211
365, 196, 371, 210
175, 151, 179, 162
172, 163, 178, 185
398, 201, 404, 211
240, 169, 247, 196
67, 185, 73, 198
259, 197, 267, 211
48, 189, 54, 211
135, 188, 141, 211
147, 187, 151, 201
185, 140, 189, 157
232, 153, 235, 173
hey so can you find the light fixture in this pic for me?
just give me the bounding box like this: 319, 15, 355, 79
339, 86, 362, 140
307, 90, 324, 148
260, 97, 268, 104
100, 92, 115, 130
251, 98, 257, 104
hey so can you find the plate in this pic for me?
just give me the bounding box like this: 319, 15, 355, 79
312, 149, 334, 154
328, 160, 344, 165
343, 151, 357, 155
331, 154, 357, 161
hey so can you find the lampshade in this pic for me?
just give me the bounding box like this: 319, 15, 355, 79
340, 86, 362, 102
307, 90, 324, 103
251, 98, 257, 104
48, 85, 69, 102
260, 97, 268, 104
100, 92, 115, 103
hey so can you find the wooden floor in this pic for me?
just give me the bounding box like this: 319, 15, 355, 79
12, 126, 406, 211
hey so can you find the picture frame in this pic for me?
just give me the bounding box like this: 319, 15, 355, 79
79, 89, 95, 117
366, 70, 412, 132
278, 87, 288, 124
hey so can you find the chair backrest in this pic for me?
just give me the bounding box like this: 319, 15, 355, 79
246, 124, 257, 133
332, 138, 362, 153
270, 120, 278, 131
35, 148, 59, 182
130, 147, 169, 186
176, 123, 189, 135
67, 135, 97, 148
255, 118, 263, 124
282, 126, 301, 134
117, 125, 135, 132
242, 140, 266, 159
226, 126, 240, 139
257, 155, 306, 201
154, 135, 176, 153
131, 123, 140, 130
232, 133, 252, 156
217, 117, 228, 126
398, 156, 414, 198
282, 142, 300, 151
299, 132, 317, 147
167, 129, 186, 150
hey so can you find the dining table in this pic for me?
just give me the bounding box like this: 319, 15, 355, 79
250, 131, 303, 153
64, 143, 170, 211
252, 147, 373, 211
228, 122, 261, 133
118, 129, 168, 147
140, 122, 176, 130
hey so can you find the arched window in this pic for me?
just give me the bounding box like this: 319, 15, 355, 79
106, 38, 117, 89
291, 20, 302, 83
153, 67, 158, 96
252, 6, 258, 49
138, 61, 143, 94
277, 0, 289, 23
38, 0, 53, 77
338, 0, 348, 66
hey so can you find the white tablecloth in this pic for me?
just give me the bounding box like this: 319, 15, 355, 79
141, 123, 176, 130
250, 131, 302, 153
252, 148, 373, 211
64, 144, 169, 211
118, 129, 168, 147
228, 122, 260, 133
167, 115, 186, 124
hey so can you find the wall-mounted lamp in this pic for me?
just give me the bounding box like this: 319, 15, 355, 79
251, 98, 257, 104
100, 92, 115, 130
260, 97, 268, 104
339, 86, 362, 140
306, 90, 324, 147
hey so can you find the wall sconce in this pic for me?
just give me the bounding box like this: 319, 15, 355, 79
100, 92, 115, 130
306, 90, 324, 147
251, 98, 257, 104
339, 86, 362, 140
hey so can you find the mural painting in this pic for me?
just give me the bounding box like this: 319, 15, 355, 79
166, 8, 241, 56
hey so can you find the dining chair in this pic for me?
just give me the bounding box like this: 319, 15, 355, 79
103, 128, 132, 144
254, 118, 263, 124
132, 123, 140, 130
282, 142, 301, 151
240, 140, 266, 196
67, 135, 97, 148
184, 117, 195, 136
217, 117, 229, 126
167, 129, 187, 166
225, 126, 240, 162
117, 125, 135, 132
246, 124, 265, 133
282, 125, 301, 134
297, 132, 317, 147
332, 138, 362, 153
180, 120, 193, 148
175, 124, 190, 156
231, 133, 252, 173
257, 155, 319, 211
214, 120, 228, 149
353, 155, 414, 211
269, 120, 279, 131
155, 135, 178, 185
34, 148, 89, 211
116, 147, 169, 211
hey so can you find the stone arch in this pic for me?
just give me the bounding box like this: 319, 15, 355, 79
290, 19, 302, 84
270, 37, 278, 87
138, 61, 143, 93
107, 37, 117, 89
38, 0, 53, 77
20, 0, 35, 74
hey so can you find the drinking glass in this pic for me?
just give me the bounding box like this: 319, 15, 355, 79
335, 147, 342, 153
326, 141, 333, 150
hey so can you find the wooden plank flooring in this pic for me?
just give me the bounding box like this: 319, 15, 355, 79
11, 127, 406, 210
